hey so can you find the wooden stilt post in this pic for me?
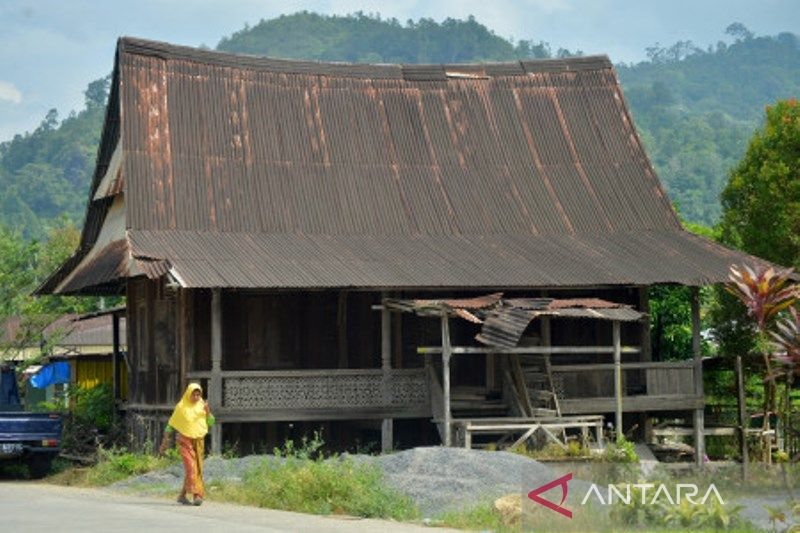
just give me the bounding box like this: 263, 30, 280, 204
337, 291, 348, 369
381, 292, 393, 453
613, 320, 623, 443
112, 310, 121, 427
736, 355, 748, 482
441, 311, 452, 447
691, 286, 705, 467
210, 288, 223, 455
638, 287, 653, 443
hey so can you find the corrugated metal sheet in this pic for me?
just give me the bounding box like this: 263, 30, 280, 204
479, 306, 536, 347
58, 239, 131, 294
41, 37, 784, 293
118, 38, 678, 237
385, 293, 642, 348
126, 229, 774, 289
60, 317, 127, 347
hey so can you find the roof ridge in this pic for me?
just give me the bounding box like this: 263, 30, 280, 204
117, 36, 612, 79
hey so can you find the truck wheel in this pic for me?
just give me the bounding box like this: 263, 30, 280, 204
27, 457, 53, 479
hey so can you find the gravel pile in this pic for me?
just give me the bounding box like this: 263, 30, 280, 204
350, 446, 557, 516
112, 446, 557, 517
112, 455, 280, 492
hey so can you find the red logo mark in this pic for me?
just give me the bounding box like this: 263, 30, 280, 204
527, 472, 573, 518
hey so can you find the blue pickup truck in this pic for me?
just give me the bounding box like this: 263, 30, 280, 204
0, 367, 62, 478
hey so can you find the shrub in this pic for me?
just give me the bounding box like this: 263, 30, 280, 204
82, 447, 176, 486
213, 435, 418, 520
601, 437, 639, 463
72, 384, 113, 432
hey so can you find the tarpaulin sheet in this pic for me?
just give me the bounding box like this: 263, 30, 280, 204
30, 361, 70, 389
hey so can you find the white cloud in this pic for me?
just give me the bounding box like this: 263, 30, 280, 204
0, 81, 22, 104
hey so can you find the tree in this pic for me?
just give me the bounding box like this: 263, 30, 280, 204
84, 74, 111, 110
719, 99, 800, 269
725, 22, 754, 42
0, 221, 102, 359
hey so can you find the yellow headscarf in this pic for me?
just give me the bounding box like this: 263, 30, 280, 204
168, 383, 208, 439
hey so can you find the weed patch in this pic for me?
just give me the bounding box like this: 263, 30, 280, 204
213, 456, 418, 520
48, 447, 178, 487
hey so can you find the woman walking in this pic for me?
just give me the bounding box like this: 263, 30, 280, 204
159, 383, 215, 506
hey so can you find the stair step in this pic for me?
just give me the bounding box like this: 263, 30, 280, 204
530, 408, 559, 416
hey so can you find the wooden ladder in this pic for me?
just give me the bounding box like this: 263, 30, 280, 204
507, 354, 561, 418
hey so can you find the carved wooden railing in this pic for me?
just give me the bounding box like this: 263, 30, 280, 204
185, 368, 430, 421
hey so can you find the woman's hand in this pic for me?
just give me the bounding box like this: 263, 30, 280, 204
204, 401, 210, 415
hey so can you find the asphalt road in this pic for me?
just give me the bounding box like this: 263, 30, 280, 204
0, 482, 455, 532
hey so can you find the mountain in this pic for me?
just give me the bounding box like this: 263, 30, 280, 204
617, 29, 800, 224
1, 14, 797, 236
217, 11, 562, 63
0, 77, 109, 237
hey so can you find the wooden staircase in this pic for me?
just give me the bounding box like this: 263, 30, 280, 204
506, 354, 561, 418
451, 387, 508, 418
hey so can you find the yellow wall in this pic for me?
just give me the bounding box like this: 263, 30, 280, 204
72, 359, 128, 399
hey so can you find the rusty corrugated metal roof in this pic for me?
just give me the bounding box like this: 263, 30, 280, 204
40, 37, 781, 294
123, 228, 772, 289
384, 294, 642, 348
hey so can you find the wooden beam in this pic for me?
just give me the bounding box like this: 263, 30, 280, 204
541, 316, 551, 348
736, 355, 748, 481
613, 320, 623, 443
209, 407, 431, 423
381, 292, 393, 453
418, 346, 640, 355
441, 313, 452, 446
337, 291, 348, 369
112, 311, 121, 403
187, 368, 425, 379
638, 288, 652, 362
559, 395, 705, 413
652, 426, 743, 437
550, 361, 694, 372
210, 288, 222, 455
638, 287, 653, 444
691, 287, 705, 467
178, 289, 188, 392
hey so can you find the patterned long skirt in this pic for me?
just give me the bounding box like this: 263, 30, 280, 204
177, 433, 205, 498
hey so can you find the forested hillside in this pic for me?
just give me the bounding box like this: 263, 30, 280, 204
618, 26, 800, 223
217, 12, 568, 62
2, 13, 797, 237
0, 77, 109, 237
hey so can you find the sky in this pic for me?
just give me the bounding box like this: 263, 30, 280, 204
0, 0, 797, 142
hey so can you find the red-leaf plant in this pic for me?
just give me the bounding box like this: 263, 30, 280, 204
772, 307, 800, 378
726, 264, 798, 449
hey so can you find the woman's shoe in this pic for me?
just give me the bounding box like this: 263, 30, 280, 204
192, 497, 203, 506
177, 494, 191, 505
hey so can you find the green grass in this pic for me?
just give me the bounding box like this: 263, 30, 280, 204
48, 447, 178, 487
435, 502, 514, 532
210, 456, 418, 520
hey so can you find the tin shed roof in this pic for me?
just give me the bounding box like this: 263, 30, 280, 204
40, 37, 776, 294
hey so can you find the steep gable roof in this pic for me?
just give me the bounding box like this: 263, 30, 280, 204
39, 37, 774, 293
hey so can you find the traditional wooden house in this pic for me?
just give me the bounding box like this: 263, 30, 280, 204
39, 38, 776, 461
